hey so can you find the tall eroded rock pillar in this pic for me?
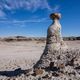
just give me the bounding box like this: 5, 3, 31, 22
34, 13, 67, 69
46, 13, 67, 51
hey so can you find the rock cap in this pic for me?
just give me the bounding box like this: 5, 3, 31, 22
50, 13, 61, 20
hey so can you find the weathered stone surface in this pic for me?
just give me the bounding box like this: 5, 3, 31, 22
34, 13, 68, 69
47, 13, 67, 50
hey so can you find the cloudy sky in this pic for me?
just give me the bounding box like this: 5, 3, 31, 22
0, 0, 80, 37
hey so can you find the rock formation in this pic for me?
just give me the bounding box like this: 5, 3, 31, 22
27, 13, 80, 80
34, 13, 68, 69
46, 13, 67, 50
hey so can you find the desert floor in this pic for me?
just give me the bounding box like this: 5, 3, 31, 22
0, 40, 80, 71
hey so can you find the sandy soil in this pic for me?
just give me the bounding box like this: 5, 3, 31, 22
0, 40, 80, 78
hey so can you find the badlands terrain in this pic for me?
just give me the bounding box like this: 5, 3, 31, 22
0, 37, 80, 80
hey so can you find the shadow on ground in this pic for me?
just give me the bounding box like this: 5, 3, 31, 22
0, 68, 27, 77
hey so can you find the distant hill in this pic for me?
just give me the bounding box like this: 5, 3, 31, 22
0, 36, 80, 42
63, 36, 80, 41
0, 36, 46, 42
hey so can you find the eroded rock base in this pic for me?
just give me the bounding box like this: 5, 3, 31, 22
32, 48, 80, 80
0, 49, 80, 80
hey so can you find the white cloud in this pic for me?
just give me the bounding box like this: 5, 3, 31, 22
53, 5, 60, 12
24, 0, 52, 12
0, 0, 52, 12
4, 4, 12, 10
0, 10, 6, 18
0, 18, 51, 28
0, 0, 60, 20
0, 18, 50, 23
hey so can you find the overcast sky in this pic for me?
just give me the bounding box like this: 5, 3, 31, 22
0, 0, 80, 37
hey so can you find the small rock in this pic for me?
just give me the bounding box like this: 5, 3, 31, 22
52, 72, 59, 77
59, 63, 65, 68
34, 68, 44, 76
75, 66, 80, 69
50, 62, 54, 69
42, 74, 49, 79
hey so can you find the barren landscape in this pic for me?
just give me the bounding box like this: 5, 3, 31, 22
0, 40, 80, 79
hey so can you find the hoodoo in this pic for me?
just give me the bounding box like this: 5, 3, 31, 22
34, 13, 67, 68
